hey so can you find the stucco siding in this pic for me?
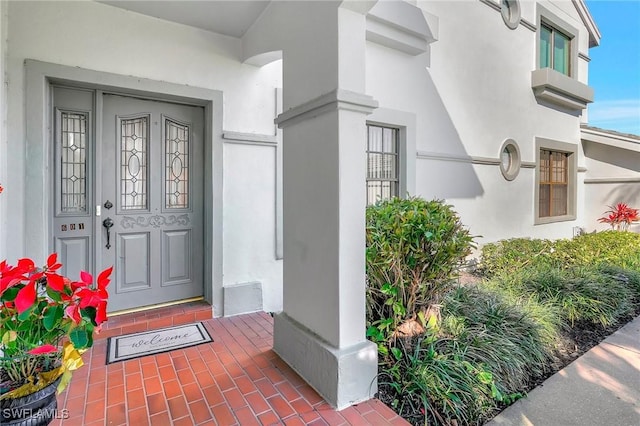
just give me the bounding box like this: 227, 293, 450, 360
583, 137, 640, 232
366, 0, 592, 245
2, 0, 608, 315
5, 1, 283, 311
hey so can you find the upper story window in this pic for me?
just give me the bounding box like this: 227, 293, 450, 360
539, 23, 571, 76
367, 124, 399, 205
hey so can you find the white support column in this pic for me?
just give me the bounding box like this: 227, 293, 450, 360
272, 2, 379, 410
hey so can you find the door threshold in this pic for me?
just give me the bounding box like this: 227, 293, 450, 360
109, 296, 205, 317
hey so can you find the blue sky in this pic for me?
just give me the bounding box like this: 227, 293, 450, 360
585, 0, 640, 135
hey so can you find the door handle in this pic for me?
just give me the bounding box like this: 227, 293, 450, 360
103, 217, 114, 249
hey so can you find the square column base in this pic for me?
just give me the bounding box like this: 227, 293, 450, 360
273, 312, 378, 410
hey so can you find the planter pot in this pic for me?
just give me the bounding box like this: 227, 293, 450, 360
0, 376, 61, 426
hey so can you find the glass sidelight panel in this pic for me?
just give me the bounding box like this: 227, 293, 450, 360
60, 112, 88, 213
165, 119, 190, 209
121, 116, 148, 210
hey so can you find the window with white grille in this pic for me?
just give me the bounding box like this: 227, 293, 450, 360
366, 125, 399, 205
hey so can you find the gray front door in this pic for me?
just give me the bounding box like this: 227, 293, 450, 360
101, 95, 204, 312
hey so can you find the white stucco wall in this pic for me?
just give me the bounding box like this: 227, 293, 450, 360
2, 0, 604, 313
366, 0, 593, 245
584, 181, 640, 233
582, 139, 640, 232
0, 0, 7, 260
5, 1, 283, 311
223, 142, 282, 311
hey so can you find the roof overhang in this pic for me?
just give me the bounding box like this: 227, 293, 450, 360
573, 0, 601, 47
581, 125, 640, 153
97, 0, 270, 38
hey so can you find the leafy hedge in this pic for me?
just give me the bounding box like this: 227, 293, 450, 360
480, 232, 640, 328
480, 231, 640, 277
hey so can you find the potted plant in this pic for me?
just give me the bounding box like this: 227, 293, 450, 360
0, 254, 112, 425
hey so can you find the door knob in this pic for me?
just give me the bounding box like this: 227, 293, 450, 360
103, 217, 114, 249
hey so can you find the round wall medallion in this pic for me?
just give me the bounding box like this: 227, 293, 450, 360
501, 0, 521, 30
500, 139, 521, 181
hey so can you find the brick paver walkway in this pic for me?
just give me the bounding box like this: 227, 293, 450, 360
52, 310, 408, 425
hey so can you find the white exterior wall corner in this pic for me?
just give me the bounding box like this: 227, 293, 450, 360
5, 1, 283, 312
582, 129, 640, 232
364, 0, 593, 244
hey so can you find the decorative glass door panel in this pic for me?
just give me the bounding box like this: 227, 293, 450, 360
52, 86, 94, 280
120, 116, 149, 211
165, 119, 190, 210
102, 95, 204, 312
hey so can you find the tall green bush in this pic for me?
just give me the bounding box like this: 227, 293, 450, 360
366, 197, 474, 345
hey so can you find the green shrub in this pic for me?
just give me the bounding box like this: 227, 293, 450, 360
490, 265, 635, 327
480, 231, 640, 277
596, 264, 640, 299
440, 286, 559, 395
379, 335, 500, 426
479, 238, 555, 277
553, 231, 640, 270
366, 197, 474, 345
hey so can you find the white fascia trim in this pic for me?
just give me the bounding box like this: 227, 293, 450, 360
581, 129, 640, 153
573, 0, 602, 47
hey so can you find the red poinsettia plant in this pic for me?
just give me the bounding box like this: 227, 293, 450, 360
0, 254, 112, 399
598, 203, 640, 231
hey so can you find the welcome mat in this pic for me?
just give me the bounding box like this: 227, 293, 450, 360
106, 322, 213, 364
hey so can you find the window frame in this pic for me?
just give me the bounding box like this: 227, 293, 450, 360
536, 6, 579, 80
538, 149, 568, 217
540, 23, 571, 76
534, 138, 577, 224
366, 123, 401, 205
365, 108, 415, 205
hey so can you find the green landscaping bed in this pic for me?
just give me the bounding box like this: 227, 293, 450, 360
366, 198, 640, 426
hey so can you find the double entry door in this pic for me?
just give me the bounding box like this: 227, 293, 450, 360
53, 88, 204, 312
